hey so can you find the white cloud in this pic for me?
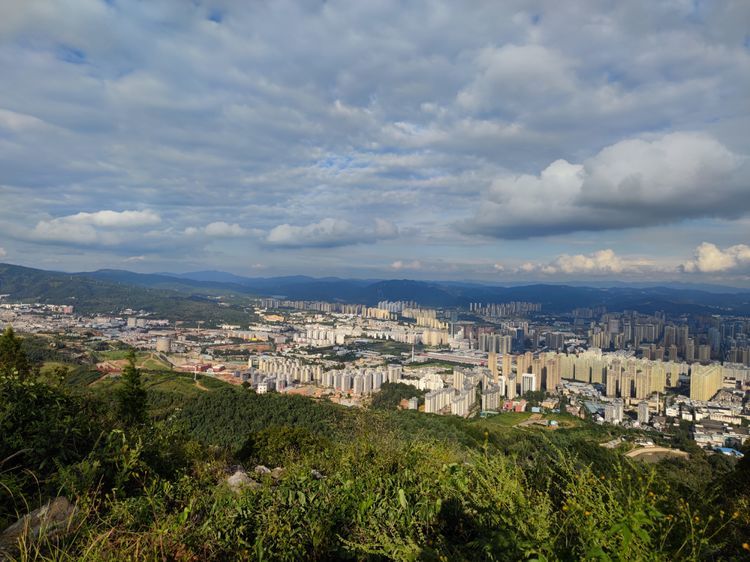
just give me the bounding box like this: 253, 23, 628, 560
463, 132, 748, 238
521, 249, 656, 276
184, 222, 263, 238
26, 209, 160, 246
203, 222, 249, 237
61, 209, 161, 228
457, 44, 575, 112
0, 247, 6, 258
266, 218, 398, 248
390, 260, 422, 271
682, 242, 750, 273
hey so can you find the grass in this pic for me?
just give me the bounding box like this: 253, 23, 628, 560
404, 360, 459, 370
472, 411, 533, 427
94, 351, 171, 371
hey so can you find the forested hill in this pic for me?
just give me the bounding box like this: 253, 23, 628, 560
0, 263, 252, 324
4, 262, 750, 315
2, 357, 749, 560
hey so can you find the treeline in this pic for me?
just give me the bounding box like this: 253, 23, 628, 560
370, 381, 426, 410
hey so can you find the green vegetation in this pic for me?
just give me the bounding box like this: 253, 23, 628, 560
116, 351, 147, 426
0, 326, 31, 379
350, 339, 415, 356
371, 381, 426, 410
1, 340, 749, 560
404, 359, 461, 370
0, 263, 254, 325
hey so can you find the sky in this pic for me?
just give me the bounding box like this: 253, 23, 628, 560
0, 0, 749, 285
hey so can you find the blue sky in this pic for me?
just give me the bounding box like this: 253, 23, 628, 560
0, 1, 749, 285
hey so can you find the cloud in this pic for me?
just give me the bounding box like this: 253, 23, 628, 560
28, 209, 161, 246
60, 209, 161, 228
462, 132, 748, 239
390, 260, 423, 271
0, 2, 749, 277
520, 249, 656, 276
682, 242, 750, 273
266, 218, 398, 248
0, 247, 6, 258
185, 222, 257, 238
457, 44, 575, 112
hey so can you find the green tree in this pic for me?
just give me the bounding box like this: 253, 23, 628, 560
0, 325, 31, 379
117, 350, 147, 426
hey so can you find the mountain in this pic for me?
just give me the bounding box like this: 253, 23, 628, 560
0, 263, 252, 325
3, 263, 750, 315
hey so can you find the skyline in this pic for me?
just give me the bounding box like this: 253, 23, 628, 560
1, 1, 749, 285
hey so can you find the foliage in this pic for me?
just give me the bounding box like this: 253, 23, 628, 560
0, 374, 103, 528
0, 325, 31, 379
179, 387, 345, 451
371, 382, 426, 410
1, 366, 749, 560
116, 351, 147, 426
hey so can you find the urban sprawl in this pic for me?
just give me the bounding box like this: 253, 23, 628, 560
2, 296, 748, 457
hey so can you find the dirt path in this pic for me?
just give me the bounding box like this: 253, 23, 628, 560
195, 380, 209, 391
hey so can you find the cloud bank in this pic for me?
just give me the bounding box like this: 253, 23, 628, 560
463, 133, 748, 239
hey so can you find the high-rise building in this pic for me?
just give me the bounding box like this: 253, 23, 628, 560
502, 354, 513, 379
488, 351, 498, 384
690, 364, 723, 401
453, 370, 465, 390
544, 357, 560, 392
521, 372, 537, 395
637, 401, 650, 425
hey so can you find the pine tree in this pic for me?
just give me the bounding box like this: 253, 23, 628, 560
117, 350, 147, 426
0, 325, 31, 379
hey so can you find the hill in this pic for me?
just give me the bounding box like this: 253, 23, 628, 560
0, 263, 253, 325
1, 346, 748, 560
4, 262, 750, 319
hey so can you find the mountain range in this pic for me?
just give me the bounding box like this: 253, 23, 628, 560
2, 262, 750, 316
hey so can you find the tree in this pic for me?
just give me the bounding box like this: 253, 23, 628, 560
117, 350, 147, 426
0, 326, 31, 379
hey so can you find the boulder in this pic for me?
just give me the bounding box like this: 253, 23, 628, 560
226, 470, 260, 493
0, 497, 76, 557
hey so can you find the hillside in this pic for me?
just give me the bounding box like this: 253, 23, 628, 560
1, 351, 748, 560
6, 262, 750, 314
0, 263, 254, 325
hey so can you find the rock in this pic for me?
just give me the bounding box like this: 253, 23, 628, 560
0, 497, 76, 555
270, 467, 285, 480
226, 470, 260, 493
254, 465, 271, 475
310, 469, 325, 480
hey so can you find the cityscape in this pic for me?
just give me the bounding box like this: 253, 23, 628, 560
3, 288, 748, 454
2, 0, 750, 560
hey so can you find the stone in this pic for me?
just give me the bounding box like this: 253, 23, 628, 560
226, 470, 260, 493
0, 497, 76, 557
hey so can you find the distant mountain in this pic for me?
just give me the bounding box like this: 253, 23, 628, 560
0, 263, 252, 324
2, 262, 750, 316
88, 269, 256, 295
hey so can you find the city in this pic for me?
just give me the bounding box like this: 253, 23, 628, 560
2, 0, 750, 559
3, 291, 748, 458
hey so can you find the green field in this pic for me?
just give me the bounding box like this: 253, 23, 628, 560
473, 411, 533, 427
